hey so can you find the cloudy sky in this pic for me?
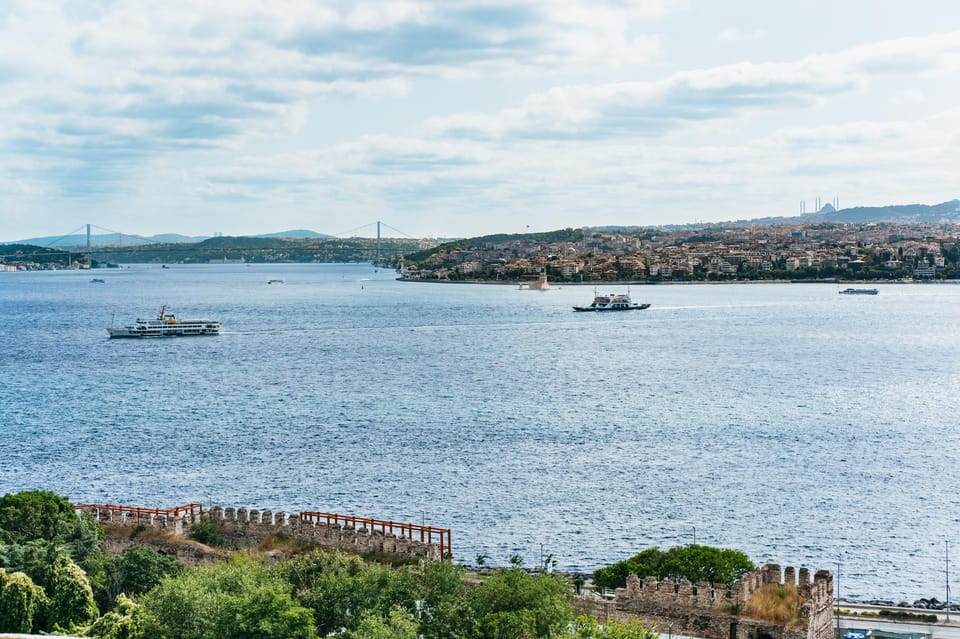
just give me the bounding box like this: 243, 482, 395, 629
1, 1, 958, 240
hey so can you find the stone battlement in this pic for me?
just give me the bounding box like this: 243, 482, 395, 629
577, 564, 833, 639
79, 503, 451, 562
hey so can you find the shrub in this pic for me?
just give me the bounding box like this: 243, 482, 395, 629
593, 545, 755, 591
0, 568, 48, 633
142, 555, 315, 639
187, 517, 223, 547
47, 554, 98, 631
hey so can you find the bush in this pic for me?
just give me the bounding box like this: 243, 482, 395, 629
47, 554, 98, 631
187, 517, 224, 547
94, 547, 184, 612
142, 555, 315, 639
0, 568, 48, 633
593, 545, 755, 591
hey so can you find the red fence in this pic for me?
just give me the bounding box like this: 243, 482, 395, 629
75, 503, 204, 522
299, 511, 452, 560
74, 502, 451, 560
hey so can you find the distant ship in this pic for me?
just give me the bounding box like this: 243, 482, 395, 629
573, 290, 651, 312
268, 279, 284, 284
518, 272, 549, 291
108, 306, 221, 338
838, 288, 878, 295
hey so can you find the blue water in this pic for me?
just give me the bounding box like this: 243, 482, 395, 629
2, 263, 960, 601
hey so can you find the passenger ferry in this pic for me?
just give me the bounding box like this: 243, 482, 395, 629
838, 287, 878, 295
573, 290, 651, 312
107, 306, 221, 338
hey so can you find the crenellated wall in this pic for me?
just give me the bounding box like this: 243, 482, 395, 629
576, 564, 834, 639
84, 504, 446, 562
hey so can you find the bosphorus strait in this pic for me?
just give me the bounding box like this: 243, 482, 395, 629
3, 263, 960, 602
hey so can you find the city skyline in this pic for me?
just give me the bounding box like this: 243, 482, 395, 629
1, 1, 958, 240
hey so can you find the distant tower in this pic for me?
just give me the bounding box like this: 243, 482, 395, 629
86, 224, 92, 268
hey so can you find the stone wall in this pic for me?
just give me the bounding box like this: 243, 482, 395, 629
575, 564, 834, 639
85, 505, 446, 562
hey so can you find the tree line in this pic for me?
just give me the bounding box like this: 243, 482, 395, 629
0, 490, 662, 638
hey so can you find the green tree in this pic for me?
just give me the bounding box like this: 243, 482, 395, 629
0, 568, 47, 634
84, 594, 148, 639
567, 614, 659, 639
0, 539, 62, 591
349, 607, 420, 639
469, 568, 573, 639
94, 546, 184, 612
142, 555, 315, 639
0, 491, 102, 568
280, 550, 416, 636
416, 560, 472, 639
593, 545, 754, 591
47, 554, 98, 631
187, 516, 224, 547
0, 491, 76, 545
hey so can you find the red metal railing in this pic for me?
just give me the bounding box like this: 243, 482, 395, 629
74, 503, 451, 560
299, 511, 451, 561
75, 503, 204, 522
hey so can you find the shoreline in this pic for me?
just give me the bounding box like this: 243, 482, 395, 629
396, 277, 960, 286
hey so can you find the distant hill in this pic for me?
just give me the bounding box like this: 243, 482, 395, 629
12, 232, 210, 249
824, 199, 960, 223
715, 198, 960, 228
253, 229, 333, 239
10, 228, 333, 249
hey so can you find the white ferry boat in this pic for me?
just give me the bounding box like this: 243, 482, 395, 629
573, 290, 651, 312
838, 287, 878, 295
107, 306, 221, 338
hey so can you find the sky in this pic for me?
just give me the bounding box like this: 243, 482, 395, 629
1, 0, 959, 241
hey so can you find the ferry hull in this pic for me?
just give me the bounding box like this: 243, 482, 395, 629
572, 303, 651, 312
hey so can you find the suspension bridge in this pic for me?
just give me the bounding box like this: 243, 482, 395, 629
13, 221, 424, 266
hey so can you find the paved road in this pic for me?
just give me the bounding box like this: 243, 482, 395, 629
839, 604, 960, 639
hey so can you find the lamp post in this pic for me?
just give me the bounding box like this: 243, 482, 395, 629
692, 526, 696, 546
836, 561, 841, 632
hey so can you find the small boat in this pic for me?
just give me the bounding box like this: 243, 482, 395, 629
90, 278, 105, 283
267, 279, 284, 284
838, 288, 878, 295
573, 290, 651, 312
108, 305, 221, 338
518, 272, 549, 291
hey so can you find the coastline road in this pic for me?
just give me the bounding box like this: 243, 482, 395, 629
839, 604, 960, 639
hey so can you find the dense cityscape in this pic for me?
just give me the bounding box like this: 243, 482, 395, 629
399, 222, 960, 283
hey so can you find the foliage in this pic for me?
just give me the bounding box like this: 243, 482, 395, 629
348, 607, 420, 639
877, 609, 939, 623
187, 516, 224, 547
0, 539, 63, 591
141, 554, 315, 639
742, 584, 803, 626
468, 568, 573, 639
84, 594, 148, 639
0, 491, 103, 570
568, 614, 660, 639
593, 545, 755, 591
47, 553, 98, 631
93, 546, 184, 612
0, 568, 48, 634
280, 550, 417, 636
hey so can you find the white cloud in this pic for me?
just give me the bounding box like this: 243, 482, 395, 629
0, 2, 958, 238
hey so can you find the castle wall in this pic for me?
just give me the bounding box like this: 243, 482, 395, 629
575, 564, 833, 639
85, 505, 445, 562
